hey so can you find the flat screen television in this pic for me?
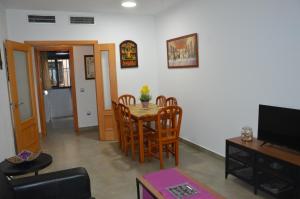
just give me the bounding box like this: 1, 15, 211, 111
258, 104, 300, 152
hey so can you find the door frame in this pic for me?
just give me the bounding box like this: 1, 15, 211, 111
25, 40, 119, 141
34, 46, 79, 136
26, 40, 98, 136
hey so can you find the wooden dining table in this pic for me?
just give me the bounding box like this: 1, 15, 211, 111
128, 103, 161, 163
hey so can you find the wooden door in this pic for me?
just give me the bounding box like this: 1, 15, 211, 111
5, 40, 40, 152
94, 44, 118, 141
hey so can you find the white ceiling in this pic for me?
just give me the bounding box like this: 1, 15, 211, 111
0, 0, 183, 15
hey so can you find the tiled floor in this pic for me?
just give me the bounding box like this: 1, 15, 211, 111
40, 118, 272, 199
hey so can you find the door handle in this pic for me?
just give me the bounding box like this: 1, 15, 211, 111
43, 90, 48, 96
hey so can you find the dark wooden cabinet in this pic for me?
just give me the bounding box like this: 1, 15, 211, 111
226, 137, 300, 199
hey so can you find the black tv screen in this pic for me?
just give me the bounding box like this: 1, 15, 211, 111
258, 104, 300, 151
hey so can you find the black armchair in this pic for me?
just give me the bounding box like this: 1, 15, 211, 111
0, 167, 94, 199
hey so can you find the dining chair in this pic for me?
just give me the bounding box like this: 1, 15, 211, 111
118, 94, 136, 106
112, 100, 123, 150
118, 103, 139, 160
166, 97, 178, 106
156, 95, 167, 107
147, 105, 183, 169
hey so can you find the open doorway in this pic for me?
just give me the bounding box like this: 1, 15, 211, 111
29, 41, 119, 141
34, 46, 79, 136
37, 49, 77, 134
41, 51, 74, 132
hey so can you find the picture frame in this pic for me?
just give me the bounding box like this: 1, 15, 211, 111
119, 40, 138, 68
84, 55, 95, 80
166, 33, 199, 68
0, 49, 3, 70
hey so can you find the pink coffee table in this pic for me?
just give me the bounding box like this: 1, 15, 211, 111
136, 168, 225, 199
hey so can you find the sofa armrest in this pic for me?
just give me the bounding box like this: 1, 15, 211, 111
11, 167, 92, 199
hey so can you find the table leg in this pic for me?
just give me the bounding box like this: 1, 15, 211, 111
136, 178, 141, 199
35, 171, 38, 176
138, 119, 144, 163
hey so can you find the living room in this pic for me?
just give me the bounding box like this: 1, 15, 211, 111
0, 0, 300, 198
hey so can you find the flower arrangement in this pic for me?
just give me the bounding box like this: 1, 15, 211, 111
140, 85, 152, 103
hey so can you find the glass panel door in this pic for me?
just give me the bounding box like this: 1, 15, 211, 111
101, 51, 112, 110
14, 50, 33, 121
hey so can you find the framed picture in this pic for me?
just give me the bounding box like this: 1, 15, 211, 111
119, 40, 138, 68
167, 33, 199, 68
84, 55, 95, 80
0, 49, 3, 70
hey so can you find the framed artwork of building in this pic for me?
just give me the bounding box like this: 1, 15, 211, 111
167, 33, 199, 68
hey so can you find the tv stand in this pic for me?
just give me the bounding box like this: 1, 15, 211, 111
226, 137, 300, 199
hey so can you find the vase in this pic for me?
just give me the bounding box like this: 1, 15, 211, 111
141, 101, 149, 108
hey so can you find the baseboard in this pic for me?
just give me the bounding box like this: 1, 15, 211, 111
50, 115, 74, 120
179, 137, 224, 161
78, 126, 98, 132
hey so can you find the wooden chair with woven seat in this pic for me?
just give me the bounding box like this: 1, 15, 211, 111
118, 94, 136, 106
147, 105, 183, 169
112, 100, 123, 151
166, 97, 178, 106
118, 103, 139, 160
156, 95, 167, 107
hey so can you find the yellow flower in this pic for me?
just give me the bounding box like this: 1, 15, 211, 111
140, 85, 150, 95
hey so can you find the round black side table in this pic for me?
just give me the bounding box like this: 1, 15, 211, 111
0, 153, 52, 177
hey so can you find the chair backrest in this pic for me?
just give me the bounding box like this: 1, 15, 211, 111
118, 94, 136, 106
156, 95, 166, 107
0, 170, 14, 199
166, 97, 178, 106
118, 103, 133, 134
157, 106, 182, 141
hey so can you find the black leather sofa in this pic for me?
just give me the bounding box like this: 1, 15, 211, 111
0, 167, 94, 199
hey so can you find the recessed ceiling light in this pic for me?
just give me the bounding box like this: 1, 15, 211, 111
122, 0, 137, 8
56, 52, 69, 55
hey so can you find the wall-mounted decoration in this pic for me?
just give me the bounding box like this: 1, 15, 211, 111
84, 55, 95, 80
119, 40, 138, 68
167, 33, 199, 68
0, 49, 3, 70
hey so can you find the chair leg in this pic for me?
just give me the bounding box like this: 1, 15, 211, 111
166, 144, 170, 158
147, 138, 152, 159
159, 144, 164, 169
121, 135, 125, 152
175, 141, 179, 166
131, 136, 135, 160
118, 130, 122, 149
125, 138, 129, 156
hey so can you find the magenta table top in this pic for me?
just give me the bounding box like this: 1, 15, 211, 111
143, 168, 219, 199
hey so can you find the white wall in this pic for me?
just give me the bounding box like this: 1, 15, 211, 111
5, 9, 159, 100
0, 4, 16, 160
156, 0, 300, 156
73, 46, 98, 128
44, 89, 73, 122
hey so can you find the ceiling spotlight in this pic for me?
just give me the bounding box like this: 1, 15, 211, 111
56, 52, 69, 55
122, 0, 137, 8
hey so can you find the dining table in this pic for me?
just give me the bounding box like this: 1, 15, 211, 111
128, 103, 161, 163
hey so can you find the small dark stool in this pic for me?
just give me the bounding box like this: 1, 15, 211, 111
0, 153, 52, 177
